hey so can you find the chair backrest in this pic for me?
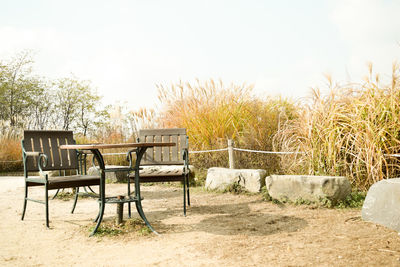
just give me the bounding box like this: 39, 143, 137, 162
22, 130, 78, 172
138, 128, 188, 165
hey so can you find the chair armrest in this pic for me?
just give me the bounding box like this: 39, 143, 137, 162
25, 151, 41, 157
36, 153, 48, 174
26, 152, 48, 178
22, 150, 48, 179
126, 149, 138, 169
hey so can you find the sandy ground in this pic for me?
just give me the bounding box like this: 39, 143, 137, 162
1, 177, 400, 266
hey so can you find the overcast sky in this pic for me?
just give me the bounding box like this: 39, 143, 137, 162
1, 0, 399, 110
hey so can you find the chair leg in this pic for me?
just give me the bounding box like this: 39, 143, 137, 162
186, 174, 190, 206
21, 184, 28, 221
45, 185, 49, 228
71, 187, 79, 214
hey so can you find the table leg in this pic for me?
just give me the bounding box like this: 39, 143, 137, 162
90, 149, 106, 236
127, 171, 132, 218
135, 147, 159, 235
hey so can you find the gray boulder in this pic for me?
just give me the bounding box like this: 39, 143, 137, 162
362, 178, 400, 232
205, 167, 267, 193
265, 175, 351, 204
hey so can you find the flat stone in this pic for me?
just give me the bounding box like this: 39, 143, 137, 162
265, 175, 351, 204
362, 178, 400, 232
205, 167, 267, 193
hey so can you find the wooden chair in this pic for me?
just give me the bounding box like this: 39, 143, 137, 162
130, 128, 191, 215
21, 130, 100, 228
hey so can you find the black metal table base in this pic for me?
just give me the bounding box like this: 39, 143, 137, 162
89, 147, 157, 236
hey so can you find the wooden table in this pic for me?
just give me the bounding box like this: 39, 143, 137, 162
60, 142, 175, 236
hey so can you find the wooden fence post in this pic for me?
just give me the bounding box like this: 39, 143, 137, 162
228, 139, 235, 169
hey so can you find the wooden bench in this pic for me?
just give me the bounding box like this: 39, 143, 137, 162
130, 128, 191, 215
21, 130, 100, 228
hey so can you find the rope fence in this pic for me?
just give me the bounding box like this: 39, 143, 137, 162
2, 139, 399, 166
188, 139, 305, 169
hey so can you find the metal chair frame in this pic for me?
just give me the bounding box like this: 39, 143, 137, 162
21, 130, 100, 228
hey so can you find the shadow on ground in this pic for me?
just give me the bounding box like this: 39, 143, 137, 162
141, 198, 307, 237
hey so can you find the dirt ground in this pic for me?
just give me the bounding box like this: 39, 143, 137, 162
1, 177, 400, 266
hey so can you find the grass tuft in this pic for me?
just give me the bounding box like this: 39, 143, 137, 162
88, 218, 152, 237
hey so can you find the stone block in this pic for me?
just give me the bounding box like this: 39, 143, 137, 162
362, 178, 400, 232
205, 167, 267, 193
265, 175, 351, 204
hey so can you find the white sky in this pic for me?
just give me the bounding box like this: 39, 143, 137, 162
1, 0, 399, 110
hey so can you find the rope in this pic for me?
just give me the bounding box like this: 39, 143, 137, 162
384, 154, 400, 158
189, 148, 228, 154
233, 148, 305, 155
188, 147, 305, 155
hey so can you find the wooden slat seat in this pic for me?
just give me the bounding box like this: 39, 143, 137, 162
140, 165, 185, 176
26, 175, 100, 190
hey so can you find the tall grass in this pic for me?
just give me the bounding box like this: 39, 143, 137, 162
157, 79, 297, 173
275, 64, 400, 190
0, 129, 23, 172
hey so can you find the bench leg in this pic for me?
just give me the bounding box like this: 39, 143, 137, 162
183, 176, 187, 216
71, 187, 79, 214
186, 174, 190, 206
21, 184, 28, 221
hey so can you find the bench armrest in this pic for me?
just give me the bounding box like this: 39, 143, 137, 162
182, 148, 190, 175
182, 148, 189, 165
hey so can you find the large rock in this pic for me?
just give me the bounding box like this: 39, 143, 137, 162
205, 167, 267, 193
362, 178, 400, 232
265, 175, 351, 204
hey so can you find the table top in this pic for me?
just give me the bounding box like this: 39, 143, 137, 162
60, 142, 175, 150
